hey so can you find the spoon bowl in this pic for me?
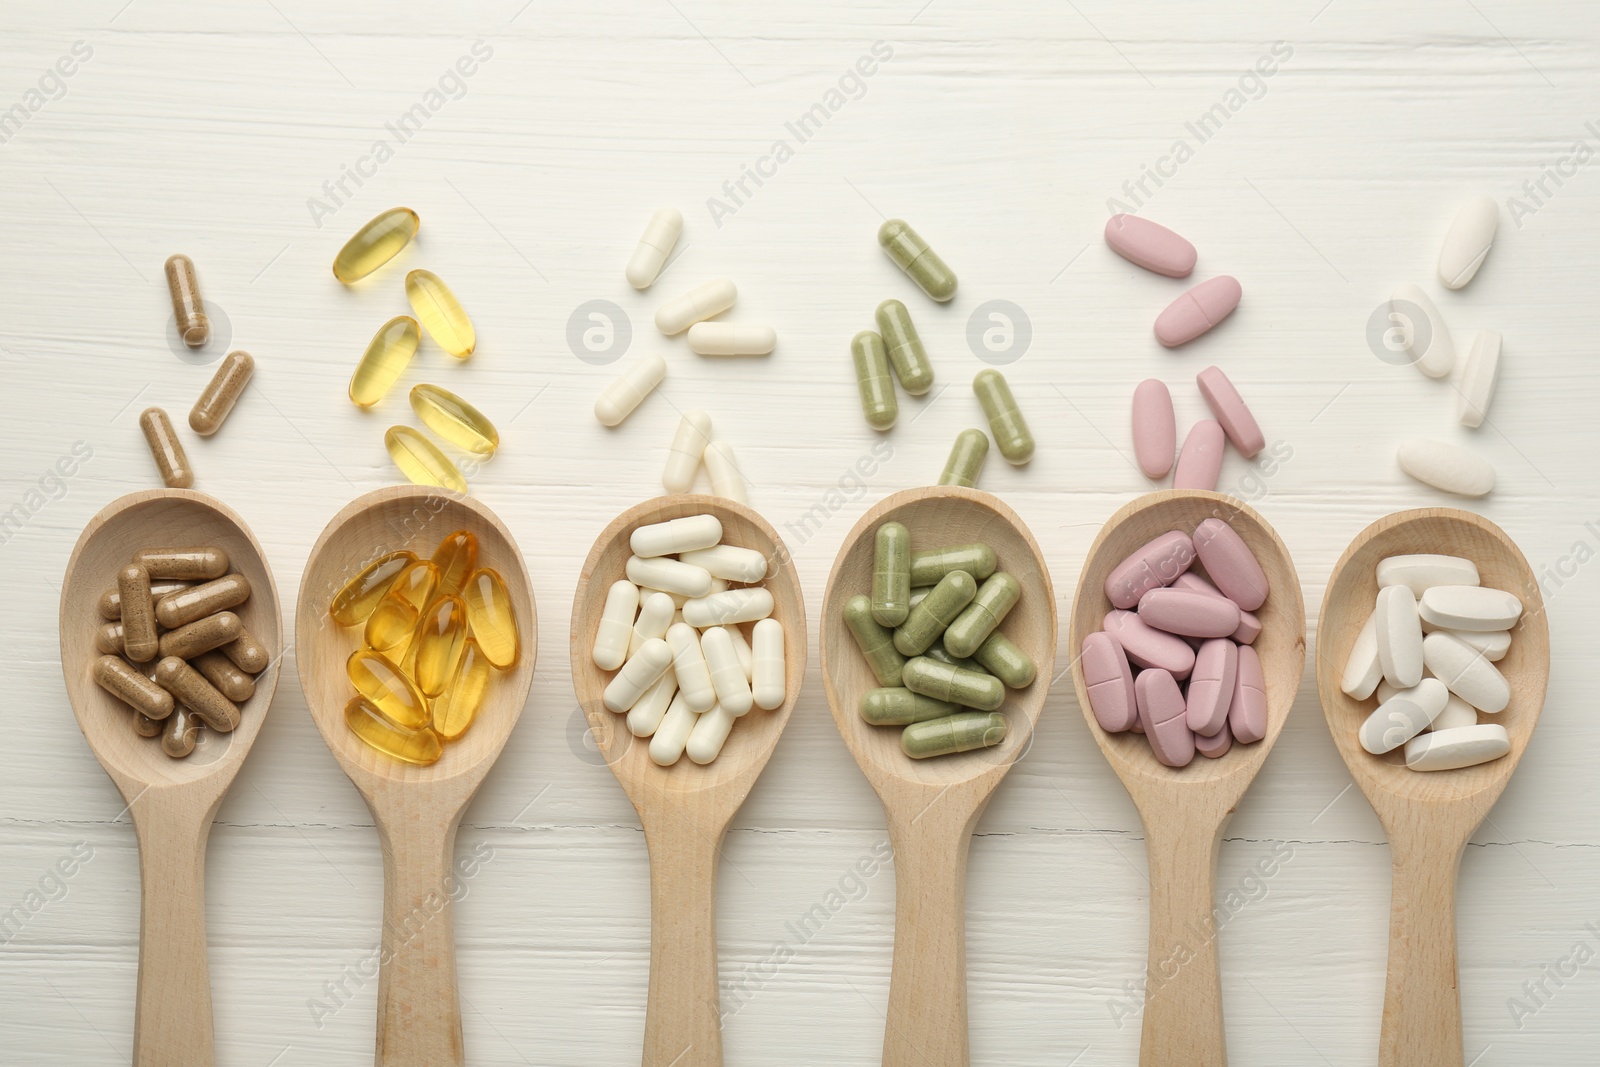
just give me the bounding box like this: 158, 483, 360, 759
59, 488, 282, 1067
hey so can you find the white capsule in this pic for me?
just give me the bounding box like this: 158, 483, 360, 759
1429, 693, 1479, 732
1404, 723, 1510, 771
626, 555, 713, 598
662, 410, 713, 493
649, 691, 698, 766
1423, 631, 1510, 713
1397, 439, 1495, 498
721, 624, 753, 680
752, 618, 785, 710
629, 591, 678, 657
656, 277, 736, 335
678, 543, 768, 583
1359, 677, 1448, 754
682, 587, 774, 628
1437, 195, 1498, 290
700, 626, 753, 716
1375, 585, 1424, 689
595, 352, 667, 427
603, 638, 672, 713
1418, 585, 1522, 631
631, 514, 723, 557
592, 579, 639, 670
686, 703, 736, 765
627, 666, 678, 737
1457, 329, 1502, 429
626, 207, 682, 289
1376, 554, 1479, 596
1421, 624, 1509, 661
666, 622, 716, 712
704, 440, 747, 503
1389, 284, 1455, 379
687, 321, 777, 357
1340, 609, 1383, 699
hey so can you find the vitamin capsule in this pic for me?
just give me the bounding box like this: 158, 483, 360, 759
462, 568, 519, 669
605, 638, 673, 713
872, 522, 912, 627
655, 277, 736, 335
1173, 420, 1225, 491
345, 696, 442, 765
662, 410, 714, 493
133, 712, 163, 738
1104, 610, 1195, 677
725, 623, 754, 681
1136, 587, 1240, 640
626, 207, 683, 289
96, 622, 125, 655
686, 704, 736, 765
329, 550, 416, 626
924, 644, 986, 673
939, 429, 989, 488
1105, 531, 1196, 609
944, 572, 1021, 659
155, 574, 250, 629
1389, 285, 1455, 379
162, 706, 201, 758
408, 384, 498, 456
704, 440, 748, 503
1185, 638, 1238, 736
349, 316, 421, 407
136, 546, 229, 581
972, 370, 1034, 464
627, 667, 679, 737
631, 515, 722, 557
1377, 554, 1480, 596
902, 656, 1005, 711
751, 618, 784, 710
1423, 632, 1510, 713
1154, 275, 1242, 348
139, 408, 193, 489
666, 622, 717, 713
679, 544, 767, 583
875, 299, 933, 394
1340, 610, 1383, 699
164, 254, 209, 347
1081, 632, 1137, 733
595, 352, 667, 427
972, 632, 1036, 689
844, 594, 905, 687
859, 687, 960, 726
117, 564, 159, 663
347, 649, 429, 730
1404, 723, 1509, 771
333, 206, 420, 283
430, 530, 478, 594
1457, 329, 1501, 429
385, 426, 467, 493
1437, 195, 1498, 290
1230, 644, 1268, 744
627, 556, 713, 600
594, 580, 640, 670
908, 587, 931, 611
687, 321, 776, 356
190, 350, 254, 435
909, 543, 997, 587
630, 591, 677, 656
1192, 518, 1269, 611
154, 656, 241, 732
1132, 379, 1177, 479
414, 595, 469, 698
852, 330, 897, 431
1359, 678, 1448, 754
648, 692, 698, 765
701, 626, 752, 716
99, 579, 190, 620
1397, 438, 1495, 498
1195, 366, 1265, 458
878, 219, 957, 302
366, 560, 440, 651
192, 649, 255, 703
1375, 585, 1424, 688
1135, 669, 1195, 768
222, 624, 271, 673
902, 711, 1006, 759
405, 269, 476, 358
94, 655, 174, 719
1103, 214, 1197, 278
158, 611, 242, 660
681, 587, 772, 628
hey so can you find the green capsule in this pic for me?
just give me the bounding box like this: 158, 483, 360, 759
871, 522, 912, 627
901, 712, 1007, 759
852, 330, 897, 431
973, 631, 1036, 689
844, 594, 905, 686
944, 572, 1022, 659
925, 643, 987, 673
878, 219, 957, 303
973, 369, 1034, 464
874, 299, 933, 395
859, 687, 961, 726
894, 570, 977, 656
908, 586, 933, 611
910, 543, 997, 586
902, 655, 1005, 711
939, 429, 989, 488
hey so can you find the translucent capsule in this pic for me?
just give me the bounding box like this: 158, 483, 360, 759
939, 429, 989, 488
329, 550, 416, 626
100, 578, 191, 620
192, 649, 255, 703
852, 330, 897, 431
385, 426, 467, 493
662, 410, 713, 493
431, 530, 478, 594
462, 567, 519, 669
405, 269, 476, 358
333, 206, 419, 283
875, 299, 933, 394
872, 521, 911, 627
162, 705, 201, 758
415, 595, 469, 697
221, 625, 271, 674
626, 207, 683, 289
844, 594, 905, 687
409, 384, 498, 455
348, 649, 429, 730
901, 712, 1007, 759
94, 654, 174, 720
117, 563, 159, 663
595, 352, 667, 427
350, 317, 421, 407
704, 440, 747, 503
140, 408, 193, 488
156, 573, 250, 629
190, 350, 253, 435
136, 546, 229, 581
365, 559, 440, 651
426, 637, 486, 741
973, 369, 1035, 464
165, 254, 209, 347
345, 695, 441, 765
96, 622, 124, 655
157, 611, 242, 661
133, 711, 163, 738
153, 656, 240, 731
878, 219, 957, 302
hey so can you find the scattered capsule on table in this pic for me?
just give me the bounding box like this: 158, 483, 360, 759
100, 579, 190, 620
655, 277, 736, 335
410, 384, 498, 455
973, 370, 1034, 464
158, 611, 242, 660
686, 704, 736, 765
385, 426, 467, 493
944, 572, 1021, 659
859, 687, 960, 726
348, 649, 429, 730
117, 564, 159, 663
895, 570, 978, 657
973, 631, 1036, 688
222, 624, 271, 674
345, 695, 441, 764
192, 649, 255, 703
844, 594, 906, 687
414, 595, 469, 697
871, 522, 912, 628
939, 429, 989, 488
431, 530, 478, 594
190, 350, 254, 435
593, 580, 640, 670
626, 207, 683, 289
595, 352, 667, 427
94, 655, 174, 720
662, 410, 714, 493
156, 574, 250, 629
462, 567, 519, 669
878, 219, 957, 302
909, 543, 997, 586
703, 440, 747, 503
164, 254, 209, 347
649, 691, 698, 765
137, 546, 229, 581
154, 656, 240, 731
329, 550, 416, 626
366, 559, 440, 650
405, 269, 476, 358
139, 408, 193, 488
605, 638, 673, 713
687, 322, 777, 356
133, 711, 163, 738
901, 711, 1007, 759
875, 299, 934, 394
162, 706, 201, 758
851, 330, 897, 431
751, 618, 785, 710
333, 206, 419, 283
350, 316, 421, 407
902, 656, 1005, 711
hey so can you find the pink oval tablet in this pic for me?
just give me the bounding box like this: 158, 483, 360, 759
1104, 530, 1195, 609
1154, 275, 1242, 348
1138, 587, 1241, 639
1193, 517, 1269, 611
1135, 669, 1195, 767
1170, 573, 1260, 644
1132, 379, 1176, 479
1104, 609, 1195, 677
1174, 420, 1225, 490
1195, 719, 1233, 758
1185, 638, 1238, 736
1104, 214, 1197, 278
1081, 631, 1137, 732
1229, 644, 1267, 743
1196, 365, 1265, 458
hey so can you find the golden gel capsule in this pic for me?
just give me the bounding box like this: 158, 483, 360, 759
154, 656, 241, 731
100, 578, 190, 620
222, 624, 271, 673
118, 563, 159, 663
190, 350, 254, 435
135, 546, 229, 581
140, 408, 194, 488
433, 639, 490, 741
410, 384, 498, 455
385, 426, 467, 493
405, 269, 476, 358
350, 316, 420, 408
329, 550, 416, 626
348, 649, 429, 730
155, 573, 250, 629
345, 696, 442, 765
333, 206, 420, 283
462, 567, 519, 669
165, 254, 209, 347
431, 530, 478, 594
162, 705, 201, 758
414, 595, 468, 697
365, 559, 440, 651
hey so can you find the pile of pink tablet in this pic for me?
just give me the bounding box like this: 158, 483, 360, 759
1081, 518, 1271, 767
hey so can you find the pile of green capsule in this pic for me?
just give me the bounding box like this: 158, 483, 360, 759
843, 521, 1037, 759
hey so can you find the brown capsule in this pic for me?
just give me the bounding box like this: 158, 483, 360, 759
162, 706, 202, 757
99, 579, 192, 620
96, 622, 124, 655
157, 611, 242, 660
93, 655, 174, 720
222, 625, 271, 674
139, 408, 194, 489
117, 563, 160, 663
156, 574, 250, 629
165, 254, 209, 348
154, 656, 240, 732
133, 712, 163, 738
191, 649, 255, 702
190, 350, 254, 435
135, 546, 229, 581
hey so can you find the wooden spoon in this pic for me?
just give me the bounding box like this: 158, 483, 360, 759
296, 485, 537, 1067
821, 485, 1057, 1067
570, 494, 807, 1067
1069, 489, 1304, 1067
1317, 507, 1548, 1067
59, 488, 283, 1067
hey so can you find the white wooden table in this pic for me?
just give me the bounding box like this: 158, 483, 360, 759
2, 1, 1596, 1063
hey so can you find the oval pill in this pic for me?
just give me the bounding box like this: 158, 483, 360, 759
655, 277, 736, 335
156, 574, 250, 629
679, 544, 767, 583
605, 638, 673, 713
944, 572, 1021, 659
1104, 609, 1195, 677
1135, 669, 1195, 768
410, 384, 498, 455
1457, 328, 1501, 429
1104, 530, 1195, 610
631, 515, 722, 558
852, 330, 897, 431
1229, 644, 1268, 744
973, 369, 1034, 464
1423, 632, 1509, 713
1359, 677, 1448, 754
1195, 366, 1265, 458
1437, 195, 1498, 290
155, 655, 241, 732
333, 206, 419, 283
626, 207, 682, 289
1132, 379, 1176, 479
1081, 631, 1137, 733
878, 219, 957, 302
1389, 284, 1455, 378
1173, 419, 1225, 491
681, 587, 773, 628
1425, 626, 1509, 661
939, 429, 989, 488
844, 594, 905, 687
136, 546, 229, 581
350, 316, 420, 407
1375, 585, 1424, 689
687, 321, 776, 356
164, 254, 209, 348
1185, 638, 1238, 736
871, 522, 912, 627
1404, 722, 1509, 771
751, 618, 785, 710
1137, 587, 1240, 639
1196, 721, 1233, 759
910, 543, 997, 587
1340, 609, 1384, 699
117, 563, 160, 663
901, 657, 1005, 711
1104, 213, 1197, 278
593, 580, 640, 670
703, 440, 747, 503
1418, 585, 1522, 631
1192, 518, 1269, 611
662, 410, 713, 493
900, 711, 1006, 759
595, 352, 667, 427
385, 426, 467, 493
1377, 554, 1480, 596
1154, 275, 1241, 348
1431, 693, 1478, 732
140, 407, 193, 489
1171, 572, 1259, 644
875, 299, 934, 394
190, 350, 254, 435
94, 655, 174, 720
1397, 438, 1495, 498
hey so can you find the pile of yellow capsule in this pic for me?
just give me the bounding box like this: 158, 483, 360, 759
334, 207, 499, 494
328, 529, 520, 765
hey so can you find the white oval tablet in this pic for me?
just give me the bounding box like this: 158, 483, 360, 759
1418, 585, 1522, 631
1375, 585, 1424, 689
1420, 625, 1509, 661
1360, 677, 1448, 753
1404, 723, 1509, 771
1429, 693, 1478, 732
1397, 439, 1495, 497
1457, 328, 1502, 429
1422, 631, 1510, 713
1341, 609, 1383, 699
1437, 195, 1499, 290
1376, 554, 1479, 596
1390, 284, 1455, 378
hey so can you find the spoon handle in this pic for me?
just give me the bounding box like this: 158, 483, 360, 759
1140, 819, 1226, 1067
375, 813, 465, 1067
1380, 828, 1466, 1067
642, 823, 723, 1067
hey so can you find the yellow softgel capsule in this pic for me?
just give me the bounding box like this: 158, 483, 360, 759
347, 648, 429, 730
329, 550, 416, 626
410, 384, 499, 455
385, 426, 467, 493
462, 567, 519, 669
364, 559, 439, 651
345, 696, 441, 765
430, 530, 478, 594
433, 639, 490, 741
350, 316, 421, 408
405, 269, 476, 358
414, 594, 469, 698
333, 207, 420, 283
